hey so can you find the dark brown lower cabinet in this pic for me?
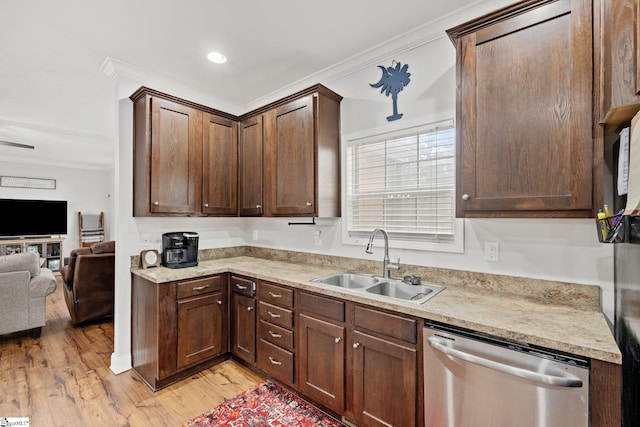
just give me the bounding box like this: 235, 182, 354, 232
131, 274, 227, 391
298, 313, 346, 413
177, 293, 226, 369
231, 291, 256, 363
351, 330, 417, 426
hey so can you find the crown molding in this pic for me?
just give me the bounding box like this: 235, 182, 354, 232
100, 56, 245, 115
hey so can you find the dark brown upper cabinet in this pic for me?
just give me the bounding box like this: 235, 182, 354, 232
201, 113, 238, 216
595, 0, 640, 130
239, 115, 264, 216
260, 86, 342, 217
131, 88, 238, 217
447, 0, 597, 218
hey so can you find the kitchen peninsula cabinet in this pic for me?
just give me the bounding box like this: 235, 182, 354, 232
595, 0, 640, 128
230, 275, 256, 363
239, 116, 264, 216
447, 0, 596, 217
131, 273, 228, 390
130, 87, 238, 217
262, 85, 342, 217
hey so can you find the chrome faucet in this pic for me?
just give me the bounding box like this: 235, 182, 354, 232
365, 228, 400, 278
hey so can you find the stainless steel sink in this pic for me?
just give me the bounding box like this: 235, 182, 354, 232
365, 281, 443, 304
311, 272, 378, 289
311, 272, 444, 304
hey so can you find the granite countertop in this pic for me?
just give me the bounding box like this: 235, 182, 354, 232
131, 256, 621, 364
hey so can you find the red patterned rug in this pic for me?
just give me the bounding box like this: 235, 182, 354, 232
182, 381, 345, 427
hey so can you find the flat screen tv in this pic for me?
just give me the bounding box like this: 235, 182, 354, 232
0, 199, 68, 237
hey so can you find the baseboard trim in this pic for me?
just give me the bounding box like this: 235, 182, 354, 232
110, 352, 132, 374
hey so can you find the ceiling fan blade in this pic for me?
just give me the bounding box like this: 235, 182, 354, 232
0, 140, 35, 150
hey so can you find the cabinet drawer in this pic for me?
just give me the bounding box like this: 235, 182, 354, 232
354, 305, 417, 344
258, 301, 293, 329
258, 338, 294, 384
299, 292, 345, 322
177, 276, 222, 300
230, 275, 255, 297
258, 319, 294, 351
258, 282, 293, 308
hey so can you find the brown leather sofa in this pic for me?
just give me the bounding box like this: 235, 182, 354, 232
61, 240, 115, 325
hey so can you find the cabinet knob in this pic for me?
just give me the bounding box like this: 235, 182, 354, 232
153, 201, 159, 206
217, 300, 222, 305
306, 202, 312, 206
247, 306, 254, 311
256, 204, 262, 209
204, 203, 209, 208
335, 337, 342, 344
462, 194, 469, 201
353, 342, 360, 349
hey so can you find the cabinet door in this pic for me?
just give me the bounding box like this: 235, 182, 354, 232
202, 113, 238, 216
264, 95, 316, 216
351, 330, 417, 427
239, 116, 264, 216
597, 0, 640, 125
455, 0, 593, 217
177, 292, 226, 369
150, 97, 202, 215
231, 292, 256, 363
298, 313, 345, 413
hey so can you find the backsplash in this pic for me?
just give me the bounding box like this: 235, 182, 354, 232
131, 245, 601, 311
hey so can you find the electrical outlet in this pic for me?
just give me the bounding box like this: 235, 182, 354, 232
484, 242, 499, 262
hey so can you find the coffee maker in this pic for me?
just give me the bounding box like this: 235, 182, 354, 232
162, 232, 199, 268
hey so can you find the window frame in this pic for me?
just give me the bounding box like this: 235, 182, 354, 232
341, 113, 464, 253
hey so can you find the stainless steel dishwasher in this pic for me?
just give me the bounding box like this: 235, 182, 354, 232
423, 321, 590, 427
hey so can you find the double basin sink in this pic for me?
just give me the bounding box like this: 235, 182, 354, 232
311, 272, 444, 304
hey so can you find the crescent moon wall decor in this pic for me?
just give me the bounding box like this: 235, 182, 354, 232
370, 61, 411, 122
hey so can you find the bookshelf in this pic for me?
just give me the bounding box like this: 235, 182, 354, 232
0, 237, 64, 272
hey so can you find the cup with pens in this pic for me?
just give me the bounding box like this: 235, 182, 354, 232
596, 206, 625, 243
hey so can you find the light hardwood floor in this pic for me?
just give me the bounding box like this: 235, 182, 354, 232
0, 276, 263, 426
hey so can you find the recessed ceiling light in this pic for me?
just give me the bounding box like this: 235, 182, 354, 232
207, 51, 227, 64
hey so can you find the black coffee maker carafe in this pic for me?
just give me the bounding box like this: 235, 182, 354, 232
162, 232, 199, 268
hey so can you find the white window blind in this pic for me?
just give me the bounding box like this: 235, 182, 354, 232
345, 120, 456, 243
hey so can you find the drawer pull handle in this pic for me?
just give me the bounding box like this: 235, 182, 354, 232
353, 342, 360, 349
268, 356, 282, 366
235, 283, 248, 290
335, 337, 341, 344
192, 285, 210, 291
268, 331, 282, 338
247, 306, 254, 311
267, 311, 281, 318
268, 292, 282, 298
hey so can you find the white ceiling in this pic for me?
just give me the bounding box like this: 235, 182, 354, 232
0, 0, 504, 170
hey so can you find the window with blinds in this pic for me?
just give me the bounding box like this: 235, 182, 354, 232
345, 120, 458, 247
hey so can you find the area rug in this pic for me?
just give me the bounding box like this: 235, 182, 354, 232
182, 381, 345, 427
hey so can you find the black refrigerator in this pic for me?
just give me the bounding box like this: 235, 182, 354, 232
614, 219, 640, 426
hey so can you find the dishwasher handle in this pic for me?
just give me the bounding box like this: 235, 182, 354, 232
427, 336, 583, 388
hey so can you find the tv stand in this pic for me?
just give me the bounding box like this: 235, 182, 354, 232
0, 237, 65, 272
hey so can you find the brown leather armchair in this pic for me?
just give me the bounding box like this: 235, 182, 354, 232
61, 240, 115, 325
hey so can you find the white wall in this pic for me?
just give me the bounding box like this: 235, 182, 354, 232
0, 161, 112, 257
109, 0, 614, 373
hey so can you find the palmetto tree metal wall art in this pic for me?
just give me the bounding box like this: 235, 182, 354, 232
370, 61, 411, 122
